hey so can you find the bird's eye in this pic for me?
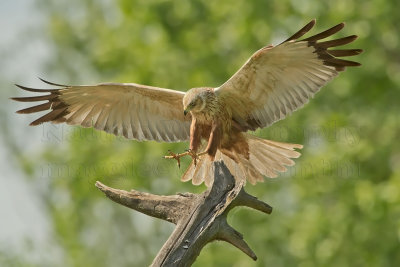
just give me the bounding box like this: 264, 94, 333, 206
190, 102, 195, 107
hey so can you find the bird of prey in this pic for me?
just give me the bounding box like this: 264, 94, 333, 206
12, 20, 362, 187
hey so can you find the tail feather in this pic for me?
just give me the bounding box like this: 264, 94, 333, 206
181, 134, 303, 187
191, 160, 205, 185
260, 145, 291, 169
250, 148, 281, 177
237, 154, 263, 184
182, 142, 215, 187
203, 159, 213, 186
259, 139, 302, 159
258, 143, 294, 168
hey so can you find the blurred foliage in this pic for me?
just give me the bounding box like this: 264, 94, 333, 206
8, 0, 400, 266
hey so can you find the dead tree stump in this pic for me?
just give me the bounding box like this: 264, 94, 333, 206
95, 161, 272, 267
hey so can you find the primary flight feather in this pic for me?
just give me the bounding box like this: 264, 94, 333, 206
12, 20, 362, 186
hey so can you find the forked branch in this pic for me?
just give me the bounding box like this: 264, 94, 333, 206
96, 161, 272, 266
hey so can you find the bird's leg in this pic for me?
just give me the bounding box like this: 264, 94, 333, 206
187, 117, 204, 166
178, 121, 221, 166
195, 121, 221, 161
164, 118, 210, 167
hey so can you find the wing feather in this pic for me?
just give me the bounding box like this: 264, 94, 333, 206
215, 20, 362, 131
13, 81, 191, 142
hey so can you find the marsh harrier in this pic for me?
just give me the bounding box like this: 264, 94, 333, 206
12, 20, 362, 186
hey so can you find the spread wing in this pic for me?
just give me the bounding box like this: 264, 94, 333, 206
12, 79, 191, 142
215, 19, 362, 131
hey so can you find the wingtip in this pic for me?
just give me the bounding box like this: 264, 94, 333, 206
282, 19, 317, 43
15, 83, 59, 92
15, 84, 36, 91
38, 77, 67, 87
29, 119, 43, 126
307, 19, 317, 28
10, 97, 27, 103
347, 35, 359, 43
349, 62, 362, 67
10, 96, 24, 102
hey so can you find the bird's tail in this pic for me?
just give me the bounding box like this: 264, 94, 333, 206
181, 134, 303, 187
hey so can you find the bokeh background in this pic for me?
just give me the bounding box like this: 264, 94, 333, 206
1, 0, 399, 266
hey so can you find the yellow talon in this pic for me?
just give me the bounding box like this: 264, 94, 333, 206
163, 149, 207, 168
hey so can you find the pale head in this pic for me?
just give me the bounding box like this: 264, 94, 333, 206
183, 87, 214, 115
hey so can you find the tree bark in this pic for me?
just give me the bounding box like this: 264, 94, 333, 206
95, 160, 272, 267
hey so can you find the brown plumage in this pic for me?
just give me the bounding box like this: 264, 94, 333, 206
12, 20, 362, 186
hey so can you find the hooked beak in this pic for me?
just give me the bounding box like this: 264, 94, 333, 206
183, 109, 188, 116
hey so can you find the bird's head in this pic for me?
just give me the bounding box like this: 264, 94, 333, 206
183, 87, 213, 116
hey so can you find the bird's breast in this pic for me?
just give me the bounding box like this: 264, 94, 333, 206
191, 109, 215, 124
192, 107, 231, 134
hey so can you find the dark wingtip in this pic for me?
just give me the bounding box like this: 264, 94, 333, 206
344, 60, 361, 67
15, 84, 37, 92
348, 48, 363, 55
318, 35, 359, 48
337, 22, 345, 32
303, 22, 346, 42
29, 121, 42, 126
333, 22, 345, 31
15, 83, 59, 92
10, 96, 31, 103
282, 19, 317, 43
16, 109, 27, 114
308, 19, 317, 30
351, 35, 359, 40
305, 18, 316, 30
328, 48, 364, 57
38, 77, 67, 87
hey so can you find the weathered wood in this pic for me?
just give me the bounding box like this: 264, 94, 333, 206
96, 160, 272, 266
95, 183, 196, 224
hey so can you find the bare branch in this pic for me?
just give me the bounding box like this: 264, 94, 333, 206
233, 189, 273, 214
95, 161, 273, 266
216, 219, 257, 261
95, 181, 196, 224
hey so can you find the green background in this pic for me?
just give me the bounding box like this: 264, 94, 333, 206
2, 0, 400, 266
